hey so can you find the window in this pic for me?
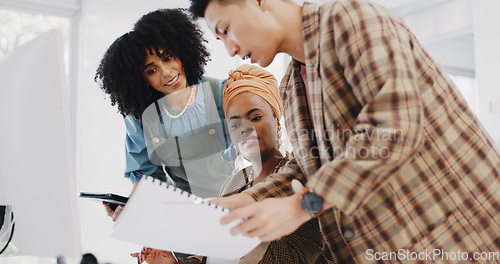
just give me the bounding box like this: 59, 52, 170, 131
0, 8, 71, 73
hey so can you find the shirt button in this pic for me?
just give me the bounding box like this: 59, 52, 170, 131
344, 229, 354, 239
209, 128, 216, 135
152, 137, 160, 143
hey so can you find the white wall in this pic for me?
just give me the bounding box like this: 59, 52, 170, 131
29, 0, 78, 5
78, 0, 144, 260
398, 0, 475, 76
472, 0, 500, 146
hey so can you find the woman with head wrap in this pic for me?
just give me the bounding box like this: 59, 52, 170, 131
220, 64, 284, 194
216, 64, 333, 263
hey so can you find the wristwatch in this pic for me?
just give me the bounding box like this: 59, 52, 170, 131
299, 187, 324, 218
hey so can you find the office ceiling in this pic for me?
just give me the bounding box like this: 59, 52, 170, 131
372, 0, 451, 15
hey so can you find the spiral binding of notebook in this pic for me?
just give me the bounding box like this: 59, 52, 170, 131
149, 176, 226, 213
112, 176, 260, 259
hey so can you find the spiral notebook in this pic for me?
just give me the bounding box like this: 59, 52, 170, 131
111, 176, 261, 259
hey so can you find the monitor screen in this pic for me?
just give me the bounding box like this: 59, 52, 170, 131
0, 29, 80, 258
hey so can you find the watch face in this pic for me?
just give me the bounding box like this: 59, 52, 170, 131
301, 191, 323, 214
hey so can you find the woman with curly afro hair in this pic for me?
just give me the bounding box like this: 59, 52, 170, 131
95, 9, 235, 205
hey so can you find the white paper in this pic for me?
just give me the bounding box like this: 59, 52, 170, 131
112, 176, 261, 259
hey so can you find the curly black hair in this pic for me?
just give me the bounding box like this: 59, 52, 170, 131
95, 8, 210, 120
189, 0, 244, 20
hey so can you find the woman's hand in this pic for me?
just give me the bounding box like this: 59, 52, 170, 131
102, 202, 124, 222
103, 182, 139, 222
131, 247, 178, 264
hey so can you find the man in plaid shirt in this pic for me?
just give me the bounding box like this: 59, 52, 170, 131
190, 0, 500, 262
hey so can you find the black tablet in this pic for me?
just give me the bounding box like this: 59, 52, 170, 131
79, 192, 129, 210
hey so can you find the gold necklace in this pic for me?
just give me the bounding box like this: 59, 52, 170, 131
248, 153, 289, 186
162, 86, 195, 119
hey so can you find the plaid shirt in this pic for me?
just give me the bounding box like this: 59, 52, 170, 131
222, 160, 333, 263
245, 1, 500, 263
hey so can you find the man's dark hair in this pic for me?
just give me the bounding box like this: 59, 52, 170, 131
189, 0, 211, 19
189, 0, 244, 20
95, 8, 210, 120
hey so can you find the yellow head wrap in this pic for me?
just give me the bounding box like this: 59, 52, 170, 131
223, 64, 282, 119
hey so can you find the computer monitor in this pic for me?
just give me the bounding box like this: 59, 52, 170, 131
0, 29, 81, 258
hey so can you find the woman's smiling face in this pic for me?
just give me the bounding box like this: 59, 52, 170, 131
142, 48, 188, 96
